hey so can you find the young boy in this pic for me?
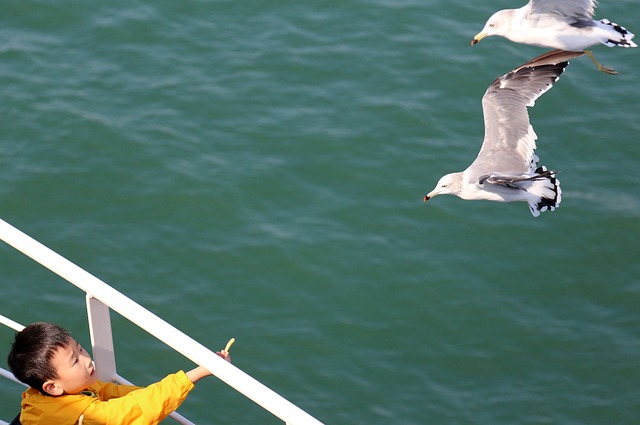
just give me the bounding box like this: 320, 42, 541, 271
7, 322, 231, 425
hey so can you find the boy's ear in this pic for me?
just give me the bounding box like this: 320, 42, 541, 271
42, 380, 64, 396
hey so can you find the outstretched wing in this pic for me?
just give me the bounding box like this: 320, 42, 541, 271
529, 0, 596, 20
466, 50, 581, 182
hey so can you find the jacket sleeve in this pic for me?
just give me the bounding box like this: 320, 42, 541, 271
80, 371, 195, 425
93, 381, 141, 400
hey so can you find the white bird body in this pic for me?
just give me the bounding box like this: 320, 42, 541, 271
434, 171, 543, 203
477, 4, 636, 51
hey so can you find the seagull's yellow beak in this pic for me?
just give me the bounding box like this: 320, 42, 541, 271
424, 190, 437, 201
471, 32, 486, 45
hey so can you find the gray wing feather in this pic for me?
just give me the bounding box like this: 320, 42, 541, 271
466, 61, 569, 181
528, 0, 596, 20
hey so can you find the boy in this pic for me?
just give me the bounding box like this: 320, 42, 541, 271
7, 322, 231, 425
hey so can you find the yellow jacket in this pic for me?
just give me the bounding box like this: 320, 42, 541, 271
20, 371, 195, 425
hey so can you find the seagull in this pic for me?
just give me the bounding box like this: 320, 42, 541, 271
424, 50, 584, 217
471, 0, 636, 75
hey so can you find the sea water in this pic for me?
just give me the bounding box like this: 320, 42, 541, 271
1, 1, 639, 423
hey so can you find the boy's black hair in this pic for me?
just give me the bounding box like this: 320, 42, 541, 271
7, 322, 73, 393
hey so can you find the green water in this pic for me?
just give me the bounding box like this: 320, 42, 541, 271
1, 1, 639, 424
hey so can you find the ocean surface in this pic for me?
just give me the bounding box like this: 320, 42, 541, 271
1, 1, 639, 424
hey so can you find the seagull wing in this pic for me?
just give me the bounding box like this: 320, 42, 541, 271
466, 51, 580, 182
528, 0, 597, 20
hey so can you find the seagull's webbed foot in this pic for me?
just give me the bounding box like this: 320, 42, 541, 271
584, 50, 619, 75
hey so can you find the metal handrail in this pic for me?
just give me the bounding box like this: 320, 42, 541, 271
0, 218, 324, 425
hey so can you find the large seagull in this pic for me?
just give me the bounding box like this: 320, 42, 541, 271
424, 50, 584, 217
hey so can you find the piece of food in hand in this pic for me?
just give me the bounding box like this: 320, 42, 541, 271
224, 338, 235, 353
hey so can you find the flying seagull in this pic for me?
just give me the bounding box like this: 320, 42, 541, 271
424, 50, 584, 217
471, 0, 636, 75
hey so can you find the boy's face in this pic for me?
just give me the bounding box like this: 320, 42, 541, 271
43, 338, 97, 396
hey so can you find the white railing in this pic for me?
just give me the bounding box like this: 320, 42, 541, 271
0, 218, 324, 425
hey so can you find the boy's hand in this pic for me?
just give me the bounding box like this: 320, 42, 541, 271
217, 337, 234, 363
216, 350, 231, 363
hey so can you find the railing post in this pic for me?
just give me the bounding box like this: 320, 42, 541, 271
86, 295, 117, 383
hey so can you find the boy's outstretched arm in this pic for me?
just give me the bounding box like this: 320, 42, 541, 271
185, 366, 210, 383
185, 350, 231, 383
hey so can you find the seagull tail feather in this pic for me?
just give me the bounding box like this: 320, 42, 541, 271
527, 166, 561, 217
600, 19, 637, 48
